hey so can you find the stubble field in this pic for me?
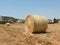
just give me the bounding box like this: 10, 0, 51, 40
0, 23, 60, 45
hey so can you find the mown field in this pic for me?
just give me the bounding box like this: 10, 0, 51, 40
0, 23, 60, 45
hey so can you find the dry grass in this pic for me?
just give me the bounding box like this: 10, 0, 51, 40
0, 23, 60, 45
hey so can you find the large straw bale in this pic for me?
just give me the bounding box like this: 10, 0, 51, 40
25, 15, 48, 33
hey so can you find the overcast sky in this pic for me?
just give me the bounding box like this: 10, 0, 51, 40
0, 0, 60, 19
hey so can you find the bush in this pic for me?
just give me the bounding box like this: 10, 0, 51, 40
0, 21, 8, 24
48, 22, 54, 24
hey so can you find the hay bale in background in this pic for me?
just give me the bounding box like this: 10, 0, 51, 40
25, 15, 48, 33
6, 23, 10, 26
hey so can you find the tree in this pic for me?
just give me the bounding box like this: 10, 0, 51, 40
53, 18, 58, 23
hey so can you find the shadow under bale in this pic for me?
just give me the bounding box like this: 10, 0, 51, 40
32, 31, 51, 34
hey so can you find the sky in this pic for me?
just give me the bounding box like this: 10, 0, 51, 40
0, 0, 60, 19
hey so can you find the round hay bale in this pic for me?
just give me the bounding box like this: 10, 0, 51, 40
25, 15, 48, 33
6, 23, 10, 26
